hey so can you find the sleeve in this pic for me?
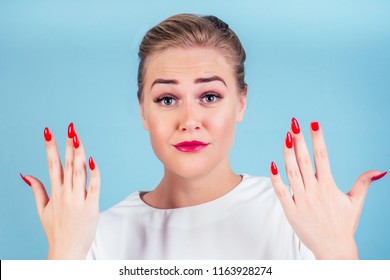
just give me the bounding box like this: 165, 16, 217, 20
296, 236, 316, 260
85, 240, 97, 260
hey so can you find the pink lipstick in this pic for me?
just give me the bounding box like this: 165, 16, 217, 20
173, 140, 208, 152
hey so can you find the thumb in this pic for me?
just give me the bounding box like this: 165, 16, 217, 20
348, 170, 387, 206
20, 174, 50, 218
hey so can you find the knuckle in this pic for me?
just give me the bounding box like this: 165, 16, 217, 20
275, 186, 289, 199
73, 166, 85, 178
65, 160, 73, 171
286, 166, 301, 179
48, 158, 60, 170
297, 155, 311, 167
314, 147, 328, 160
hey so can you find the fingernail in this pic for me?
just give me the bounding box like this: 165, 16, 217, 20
20, 173, 31, 187
285, 132, 293, 149
311, 121, 319, 132
271, 162, 278, 176
371, 171, 387, 182
73, 133, 80, 149
68, 122, 75, 139
89, 157, 95, 171
291, 117, 300, 134
44, 127, 52, 142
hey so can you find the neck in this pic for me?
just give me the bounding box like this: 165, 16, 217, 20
142, 159, 242, 209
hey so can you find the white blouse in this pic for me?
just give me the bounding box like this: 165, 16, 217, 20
87, 174, 314, 259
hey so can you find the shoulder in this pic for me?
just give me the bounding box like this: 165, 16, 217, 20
237, 174, 280, 203
240, 174, 274, 190
99, 192, 146, 222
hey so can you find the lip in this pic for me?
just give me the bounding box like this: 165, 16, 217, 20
173, 140, 209, 153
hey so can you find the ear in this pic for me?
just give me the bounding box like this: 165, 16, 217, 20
236, 86, 248, 122
140, 103, 150, 131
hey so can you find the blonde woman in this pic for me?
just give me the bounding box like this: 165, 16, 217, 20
20, 14, 387, 260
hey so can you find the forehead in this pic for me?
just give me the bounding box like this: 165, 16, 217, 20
144, 47, 235, 84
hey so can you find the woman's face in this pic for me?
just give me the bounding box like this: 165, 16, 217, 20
140, 47, 247, 179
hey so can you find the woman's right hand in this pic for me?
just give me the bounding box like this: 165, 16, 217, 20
20, 123, 100, 259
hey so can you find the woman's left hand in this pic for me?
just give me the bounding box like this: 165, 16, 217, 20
270, 118, 387, 259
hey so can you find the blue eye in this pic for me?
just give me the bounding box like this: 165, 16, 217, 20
154, 96, 177, 106
202, 93, 221, 103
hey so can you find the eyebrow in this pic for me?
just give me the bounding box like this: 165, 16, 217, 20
194, 76, 227, 87
151, 75, 227, 89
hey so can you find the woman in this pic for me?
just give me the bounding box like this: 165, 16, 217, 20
20, 14, 387, 259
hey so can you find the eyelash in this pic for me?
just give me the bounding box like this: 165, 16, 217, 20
153, 95, 177, 106
153, 93, 223, 107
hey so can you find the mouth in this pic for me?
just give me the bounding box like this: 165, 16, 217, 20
173, 140, 209, 153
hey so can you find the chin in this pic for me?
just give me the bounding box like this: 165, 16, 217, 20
163, 158, 218, 180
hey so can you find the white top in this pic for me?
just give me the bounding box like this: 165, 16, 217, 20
86, 174, 315, 259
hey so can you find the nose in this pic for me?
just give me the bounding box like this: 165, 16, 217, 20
178, 101, 201, 132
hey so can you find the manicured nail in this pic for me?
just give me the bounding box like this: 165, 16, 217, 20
20, 173, 31, 187
68, 122, 75, 139
271, 162, 278, 176
285, 132, 293, 149
73, 133, 80, 149
291, 117, 300, 134
371, 171, 387, 182
311, 121, 319, 132
89, 157, 95, 171
44, 127, 52, 142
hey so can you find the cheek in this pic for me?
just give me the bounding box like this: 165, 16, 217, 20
146, 113, 174, 156
207, 107, 238, 144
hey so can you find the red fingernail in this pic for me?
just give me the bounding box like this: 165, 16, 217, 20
371, 171, 387, 182
44, 127, 52, 142
89, 157, 95, 171
20, 173, 31, 187
285, 132, 293, 149
68, 122, 75, 139
271, 162, 278, 176
311, 121, 319, 132
73, 133, 80, 149
291, 117, 300, 134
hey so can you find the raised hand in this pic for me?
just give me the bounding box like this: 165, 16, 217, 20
270, 118, 387, 259
20, 123, 100, 259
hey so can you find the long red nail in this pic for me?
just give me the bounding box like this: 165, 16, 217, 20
89, 157, 95, 171
371, 171, 387, 182
20, 173, 31, 187
291, 117, 300, 134
271, 162, 278, 175
73, 133, 80, 149
44, 127, 52, 142
311, 121, 319, 132
68, 122, 75, 139
285, 132, 293, 149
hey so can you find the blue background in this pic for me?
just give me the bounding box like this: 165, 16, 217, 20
1, 0, 389, 259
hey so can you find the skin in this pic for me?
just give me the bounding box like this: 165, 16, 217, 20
23, 46, 384, 259
26, 129, 100, 259
139, 47, 247, 209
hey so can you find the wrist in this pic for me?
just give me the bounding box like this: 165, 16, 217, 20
314, 239, 358, 260
48, 246, 87, 260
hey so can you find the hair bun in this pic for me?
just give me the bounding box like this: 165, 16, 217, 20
202, 15, 229, 30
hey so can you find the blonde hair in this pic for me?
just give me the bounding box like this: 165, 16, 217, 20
137, 13, 247, 101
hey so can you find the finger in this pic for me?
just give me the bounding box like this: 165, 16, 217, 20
21, 174, 49, 218
86, 157, 100, 209
44, 127, 64, 196
64, 122, 76, 192
284, 131, 305, 196
348, 170, 387, 206
270, 162, 295, 214
310, 121, 333, 183
72, 132, 87, 199
290, 118, 317, 189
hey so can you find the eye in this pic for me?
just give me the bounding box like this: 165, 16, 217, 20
201, 93, 222, 104
154, 96, 177, 107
